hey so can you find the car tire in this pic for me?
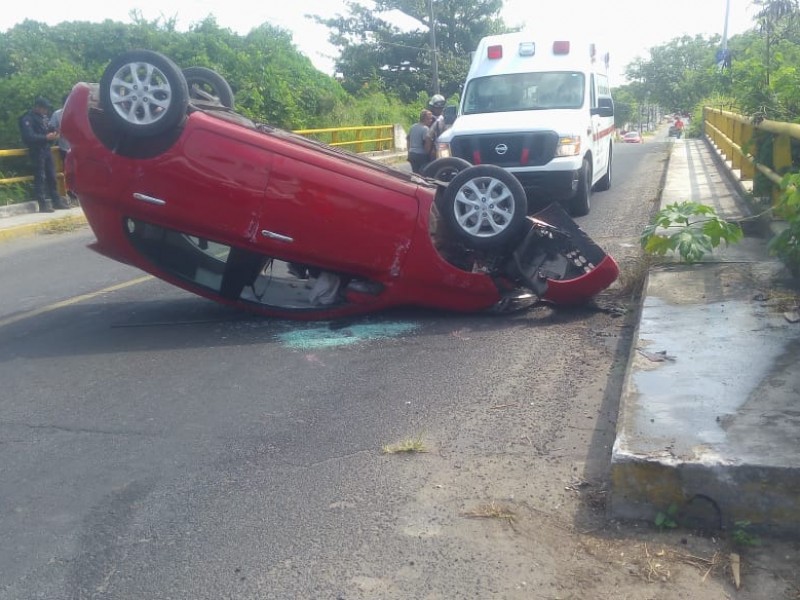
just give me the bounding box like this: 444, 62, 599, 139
569, 158, 592, 217
99, 49, 189, 138
183, 66, 235, 108
594, 144, 612, 191
421, 157, 472, 182
439, 165, 528, 251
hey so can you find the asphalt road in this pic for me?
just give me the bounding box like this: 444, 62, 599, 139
0, 140, 672, 599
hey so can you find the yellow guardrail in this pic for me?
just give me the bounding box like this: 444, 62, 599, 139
703, 107, 800, 204
292, 124, 395, 153
0, 147, 67, 197
0, 124, 397, 201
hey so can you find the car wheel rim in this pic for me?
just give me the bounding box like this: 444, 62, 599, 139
453, 175, 515, 237
108, 61, 173, 126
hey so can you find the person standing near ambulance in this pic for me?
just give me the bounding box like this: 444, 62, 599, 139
424, 94, 447, 161
407, 109, 434, 173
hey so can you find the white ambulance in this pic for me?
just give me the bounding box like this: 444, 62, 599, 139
435, 32, 615, 216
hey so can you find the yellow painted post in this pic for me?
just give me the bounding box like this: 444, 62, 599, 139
52, 146, 66, 196
355, 129, 363, 153
732, 118, 743, 172
772, 133, 791, 205
741, 122, 755, 181
722, 111, 733, 160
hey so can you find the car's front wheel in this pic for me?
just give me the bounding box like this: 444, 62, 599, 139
439, 165, 528, 251
99, 49, 189, 138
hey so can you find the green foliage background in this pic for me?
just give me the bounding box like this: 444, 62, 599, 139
0, 15, 413, 150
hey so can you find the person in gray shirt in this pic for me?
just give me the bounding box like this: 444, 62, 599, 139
407, 109, 433, 174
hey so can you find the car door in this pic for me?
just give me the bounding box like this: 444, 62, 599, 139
121, 122, 271, 246
253, 140, 420, 277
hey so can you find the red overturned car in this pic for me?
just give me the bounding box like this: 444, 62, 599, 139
60, 50, 619, 321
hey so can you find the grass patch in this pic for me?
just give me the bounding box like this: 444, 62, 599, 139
381, 434, 427, 454
461, 501, 516, 523
39, 216, 86, 235
613, 255, 653, 298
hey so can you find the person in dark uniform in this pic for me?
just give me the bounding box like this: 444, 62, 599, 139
18, 97, 70, 213
423, 94, 447, 161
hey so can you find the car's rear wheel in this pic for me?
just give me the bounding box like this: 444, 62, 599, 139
439, 165, 528, 251
99, 49, 189, 138
183, 66, 235, 108
422, 157, 472, 182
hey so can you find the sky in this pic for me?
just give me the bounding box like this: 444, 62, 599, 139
0, 0, 758, 85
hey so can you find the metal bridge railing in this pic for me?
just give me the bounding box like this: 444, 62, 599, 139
704, 107, 800, 205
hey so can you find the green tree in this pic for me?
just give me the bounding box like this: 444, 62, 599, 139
314, 0, 509, 102
624, 34, 720, 114
0, 16, 358, 147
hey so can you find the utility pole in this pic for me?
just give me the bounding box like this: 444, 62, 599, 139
722, 0, 730, 51
717, 0, 732, 70
428, 0, 440, 94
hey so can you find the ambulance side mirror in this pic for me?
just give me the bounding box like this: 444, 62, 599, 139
443, 105, 458, 126
592, 97, 614, 117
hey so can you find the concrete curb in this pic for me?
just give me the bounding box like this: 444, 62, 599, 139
0, 213, 88, 243
609, 137, 800, 536
0, 201, 39, 218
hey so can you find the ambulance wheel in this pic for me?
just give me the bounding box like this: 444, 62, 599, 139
422, 157, 471, 182
569, 158, 592, 217
439, 165, 528, 251
594, 145, 612, 191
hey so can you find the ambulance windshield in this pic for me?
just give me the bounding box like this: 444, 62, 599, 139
462, 72, 585, 114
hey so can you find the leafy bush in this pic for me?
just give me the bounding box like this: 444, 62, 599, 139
768, 172, 800, 274
641, 201, 743, 263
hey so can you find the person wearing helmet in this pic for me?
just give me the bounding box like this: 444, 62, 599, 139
424, 94, 447, 161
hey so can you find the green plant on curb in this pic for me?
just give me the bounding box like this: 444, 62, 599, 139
654, 503, 679, 530
381, 434, 427, 454
768, 172, 800, 274
732, 520, 761, 547
641, 201, 743, 263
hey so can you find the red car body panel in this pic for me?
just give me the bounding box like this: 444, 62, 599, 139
62, 83, 508, 318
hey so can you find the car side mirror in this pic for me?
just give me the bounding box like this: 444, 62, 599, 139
443, 105, 457, 126
591, 97, 614, 117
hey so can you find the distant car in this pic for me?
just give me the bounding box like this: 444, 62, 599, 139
60, 49, 620, 320
622, 131, 643, 144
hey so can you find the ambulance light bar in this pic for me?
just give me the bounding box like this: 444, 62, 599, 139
552, 41, 570, 55
486, 40, 596, 59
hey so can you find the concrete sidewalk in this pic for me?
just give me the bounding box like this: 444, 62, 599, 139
610, 137, 800, 536
0, 200, 87, 243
